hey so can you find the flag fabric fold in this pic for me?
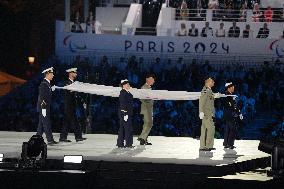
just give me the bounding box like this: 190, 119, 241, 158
54, 81, 232, 101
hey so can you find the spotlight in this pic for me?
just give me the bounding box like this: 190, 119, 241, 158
64, 155, 83, 164
0, 153, 3, 162
258, 139, 284, 177
63, 155, 83, 170
20, 135, 47, 169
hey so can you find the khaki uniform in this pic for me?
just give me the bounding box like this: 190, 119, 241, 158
199, 86, 215, 149
138, 83, 153, 141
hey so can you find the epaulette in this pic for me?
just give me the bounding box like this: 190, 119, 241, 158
201, 89, 207, 93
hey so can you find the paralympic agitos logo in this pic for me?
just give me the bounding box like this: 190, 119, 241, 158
269, 39, 284, 58
63, 35, 87, 52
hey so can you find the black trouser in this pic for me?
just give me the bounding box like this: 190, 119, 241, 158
223, 120, 237, 147
117, 113, 133, 147
37, 111, 54, 142
60, 111, 82, 140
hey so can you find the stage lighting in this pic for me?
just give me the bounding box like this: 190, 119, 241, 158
63, 155, 83, 170
0, 153, 3, 162
28, 56, 35, 65
258, 139, 284, 177
64, 155, 83, 164
20, 135, 47, 169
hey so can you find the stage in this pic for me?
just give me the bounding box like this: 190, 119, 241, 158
1, 131, 282, 188
0, 131, 269, 166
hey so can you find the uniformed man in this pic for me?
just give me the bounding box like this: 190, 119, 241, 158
59, 68, 86, 142
223, 82, 243, 149
199, 77, 220, 151
117, 79, 134, 148
138, 74, 155, 145
36, 67, 57, 145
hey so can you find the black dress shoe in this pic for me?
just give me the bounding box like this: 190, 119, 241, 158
229, 146, 236, 149
59, 139, 72, 142
76, 138, 87, 142
145, 141, 152, 145
209, 148, 216, 151
199, 148, 209, 151
140, 139, 146, 145
224, 146, 229, 149
48, 140, 58, 145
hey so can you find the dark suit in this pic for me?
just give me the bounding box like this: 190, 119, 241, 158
243, 30, 251, 38
60, 79, 82, 140
257, 28, 269, 38
117, 89, 133, 147
201, 27, 213, 37
223, 91, 241, 147
188, 28, 199, 37
36, 79, 54, 142
228, 26, 240, 37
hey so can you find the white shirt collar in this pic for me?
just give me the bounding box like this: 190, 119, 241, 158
69, 78, 74, 82
146, 83, 151, 88
44, 78, 50, 83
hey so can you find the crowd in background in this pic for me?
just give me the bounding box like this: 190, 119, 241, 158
177, 21, 271, 38
0, 55, 283, 139
174, 0, 284, 22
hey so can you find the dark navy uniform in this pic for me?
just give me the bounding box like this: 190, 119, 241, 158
223, 91, 241, 148
60, 79, 83, 140
36, 79, 54, 142
117, 89, 133, 147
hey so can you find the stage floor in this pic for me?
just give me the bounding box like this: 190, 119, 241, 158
0, 131, 270, 166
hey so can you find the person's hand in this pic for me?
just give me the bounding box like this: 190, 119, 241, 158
51, 86, 56, 91
214, 92, 221, 98
124, 115, 128, 122
239, 114, 243, 120
199, 112, 204, 120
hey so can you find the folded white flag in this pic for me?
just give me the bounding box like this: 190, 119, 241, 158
53, 82, 235, 101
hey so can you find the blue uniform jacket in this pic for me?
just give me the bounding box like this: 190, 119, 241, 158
119, 89, 133, 116
37, 79, 52, 112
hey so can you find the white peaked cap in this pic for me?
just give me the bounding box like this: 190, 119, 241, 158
42, 67, 54, 74
66, 68, 77, 73
225, 82, 233, 88
120, 79, 129, 84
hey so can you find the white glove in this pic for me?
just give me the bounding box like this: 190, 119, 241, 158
42, 109, 46, 117
199, 112, 204, 120
239, 114, 243, 120
214, 92, 221, 99
123, 115, 128, 122
51, 86, 56, 92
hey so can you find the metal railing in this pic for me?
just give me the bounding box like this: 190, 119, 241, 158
175, 8, 284, 22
